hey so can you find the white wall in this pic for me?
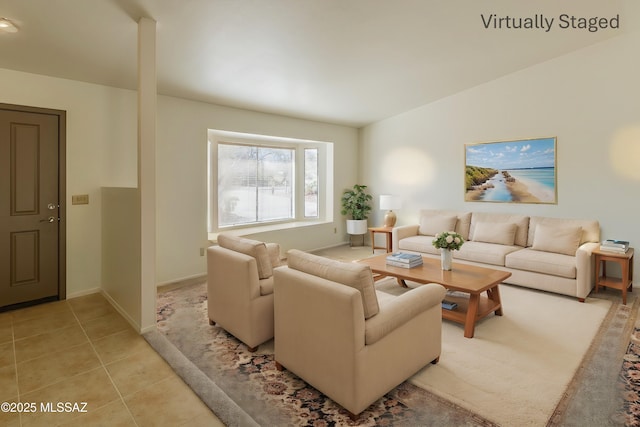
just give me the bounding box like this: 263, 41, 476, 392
101, 187, 140, 328
0, 68, 360, 292
360, 30, 640, 275
156, 96, 359, 284
0, 68, 137, 297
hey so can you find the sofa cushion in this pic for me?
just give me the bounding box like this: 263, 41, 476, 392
454, 241, 521, 266
418, 210, 472, 240
398, 235, 439, 255
217, 233, 273, 279
287, 249, 379, 319
505, 248, 576, 279
470, 212, 529, 247
528, 216, 600, 247
532, 224, 582, 256
472, 222, 517, 246
419, 215, 457, 237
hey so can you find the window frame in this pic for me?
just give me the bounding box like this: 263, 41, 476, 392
208, 129, 332, 233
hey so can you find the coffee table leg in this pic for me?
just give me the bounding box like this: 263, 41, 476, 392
397, 278, 408, 288
464, 294, 479, 338
487, 286, 503, 316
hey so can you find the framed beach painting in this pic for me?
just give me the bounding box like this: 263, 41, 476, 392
464, 137, 557, 204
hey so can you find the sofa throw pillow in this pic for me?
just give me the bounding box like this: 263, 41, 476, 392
419, 215, 458, 237
287, 249, 379, 319
532, 225, 582, 256
472, 222, 518, 246
217, 233, 273, 279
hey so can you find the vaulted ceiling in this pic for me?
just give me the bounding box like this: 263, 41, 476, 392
0, 0, 630, 127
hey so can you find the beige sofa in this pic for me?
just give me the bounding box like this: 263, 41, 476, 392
207, 233, 284, 351
274, 249, 446, 417
393, 210, 600, 301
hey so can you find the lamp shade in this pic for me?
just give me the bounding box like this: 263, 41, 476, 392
379, 195, 401, 211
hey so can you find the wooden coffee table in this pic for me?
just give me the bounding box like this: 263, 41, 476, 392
358, 254, 512, 338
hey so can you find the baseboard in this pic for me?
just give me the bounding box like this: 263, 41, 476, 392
309, 241, 350, 252
67, 288, 143, 333
66, 287, 102, 299
156, 273, 207, 290
99, 290, 142, 333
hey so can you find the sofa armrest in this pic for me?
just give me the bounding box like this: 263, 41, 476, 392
576, 242, 599, 299
365, 284, 446, 345
392, 224, 420, 252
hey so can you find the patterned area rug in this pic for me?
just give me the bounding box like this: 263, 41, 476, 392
619, 328, 640, 426
156, 281, 496, 426
156, 281, 640, 426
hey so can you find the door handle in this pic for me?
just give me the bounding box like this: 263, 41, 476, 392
40, 216, 56, 223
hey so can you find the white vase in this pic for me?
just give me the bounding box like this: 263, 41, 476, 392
441, 249, 452, 271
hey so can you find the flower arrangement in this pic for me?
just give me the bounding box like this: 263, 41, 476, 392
432, 231, 465, 251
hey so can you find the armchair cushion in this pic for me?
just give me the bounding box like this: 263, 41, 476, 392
287, 249, 380, 319
365, 284, 446, 345
218, 233, 273, 279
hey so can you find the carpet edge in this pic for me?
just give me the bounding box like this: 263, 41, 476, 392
143, 329, 260, 427
546, 294, 639, 425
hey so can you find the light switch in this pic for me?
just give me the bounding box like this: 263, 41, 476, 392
72, 194, 89, 205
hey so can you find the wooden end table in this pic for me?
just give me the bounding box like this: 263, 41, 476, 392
368, 226, 393, 253
593, 247, 634, 305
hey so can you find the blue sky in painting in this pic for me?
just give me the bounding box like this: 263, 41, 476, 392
465, 138, 555, 169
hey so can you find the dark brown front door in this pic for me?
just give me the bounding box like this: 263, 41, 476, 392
0, 104, 65, 308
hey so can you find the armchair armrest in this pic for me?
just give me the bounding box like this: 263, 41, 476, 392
207, 246, 262, 300
392, 224, 420, 252
365, 284, 446, 345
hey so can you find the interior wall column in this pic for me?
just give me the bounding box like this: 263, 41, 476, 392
138, 17, 157, 332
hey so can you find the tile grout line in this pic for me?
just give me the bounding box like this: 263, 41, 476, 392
10, 313, 24, 427
67, 301, 141, 427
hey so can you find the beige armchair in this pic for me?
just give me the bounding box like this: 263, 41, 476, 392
207, 233, 283, 352
274, 250, 446, 418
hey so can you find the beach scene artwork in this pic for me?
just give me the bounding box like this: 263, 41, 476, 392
465, 137, 557, 204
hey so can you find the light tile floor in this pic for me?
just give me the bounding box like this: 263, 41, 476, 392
0, 293, 224, 427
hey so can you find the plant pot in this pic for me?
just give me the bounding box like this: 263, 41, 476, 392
346, 219, 368, 235
441, 248, 452, 271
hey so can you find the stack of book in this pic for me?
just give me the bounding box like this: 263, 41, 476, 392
386, 252, 423, 268
441, 300, 458, 311
600, 239, 630, 253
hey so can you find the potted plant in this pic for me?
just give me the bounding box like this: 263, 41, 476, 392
341, 184, 373, 235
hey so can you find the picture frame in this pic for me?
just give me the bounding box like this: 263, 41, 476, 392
464, 137, 557, 204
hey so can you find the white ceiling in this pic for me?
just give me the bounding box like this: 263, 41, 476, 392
0, 0, 629, 127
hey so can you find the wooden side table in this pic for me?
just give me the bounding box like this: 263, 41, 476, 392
369, 226, 393, 253
593, 247, 634, 304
